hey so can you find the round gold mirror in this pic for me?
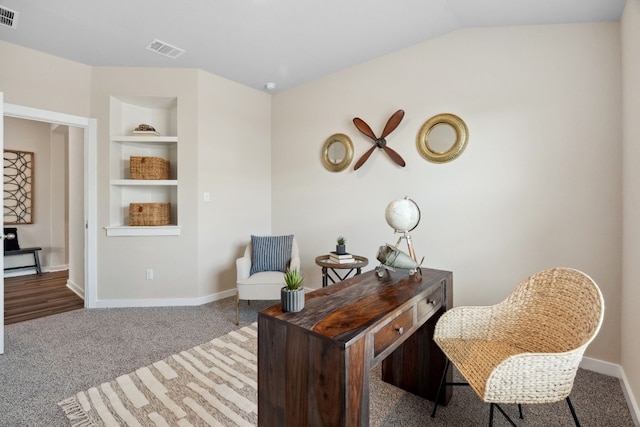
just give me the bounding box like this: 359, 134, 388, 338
322, 133, 354, 172
417, 113, 469, 163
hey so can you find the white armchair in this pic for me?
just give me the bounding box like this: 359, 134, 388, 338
235, 235, 300, 325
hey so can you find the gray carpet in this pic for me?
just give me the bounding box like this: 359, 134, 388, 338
0, 296, 635, 426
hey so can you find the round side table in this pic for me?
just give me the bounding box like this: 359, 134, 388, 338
315, 254, 369, 287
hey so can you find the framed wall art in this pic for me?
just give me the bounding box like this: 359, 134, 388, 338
4, 149, 34, 224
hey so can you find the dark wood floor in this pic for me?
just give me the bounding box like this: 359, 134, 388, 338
4, 270, 84, 325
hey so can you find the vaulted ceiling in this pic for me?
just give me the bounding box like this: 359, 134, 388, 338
0, 0, 626, 92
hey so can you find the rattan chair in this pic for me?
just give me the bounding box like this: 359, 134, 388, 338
431, 267, 604, 426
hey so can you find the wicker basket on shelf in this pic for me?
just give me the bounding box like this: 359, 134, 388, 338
130, 156, 169, 180
129, 203, 171, 226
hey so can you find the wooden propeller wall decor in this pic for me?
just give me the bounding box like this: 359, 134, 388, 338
353, 109, 406, 170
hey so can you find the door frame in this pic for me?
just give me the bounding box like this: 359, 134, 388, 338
1, 102, 98, 353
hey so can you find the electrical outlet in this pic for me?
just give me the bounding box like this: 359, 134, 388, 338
146, 269, 154, 280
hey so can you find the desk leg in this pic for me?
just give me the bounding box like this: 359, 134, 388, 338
380, 307, 452, 404
258, 315, 369, 426
310, 335, 368, 426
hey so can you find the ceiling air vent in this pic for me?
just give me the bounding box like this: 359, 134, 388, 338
145, 39, 185, 59
0, 5, 19, 29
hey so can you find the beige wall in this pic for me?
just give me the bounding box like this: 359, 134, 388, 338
196, 70, 272, 298
622, 0, 640, 415
0, 40, 91, 116
0, 43, 272, 303
1, 39, 91, 281
68, 126, 85, 294
3, 117, 54, 267
90, 67, 202, 301
89, 67, 272, 302
50, 125, 68, 268
272, 23, 623, 362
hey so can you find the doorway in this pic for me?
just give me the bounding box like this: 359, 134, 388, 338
3, 118, 83, 321
1, 101, 97, 354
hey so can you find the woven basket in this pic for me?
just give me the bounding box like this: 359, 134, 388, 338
129, 203, 171, 226
130, 156, 169, 180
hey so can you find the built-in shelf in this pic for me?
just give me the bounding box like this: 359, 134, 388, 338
105, 225, 182, 237
108, 96, 179, 235
111, 136, 178, 143
111, 179, 178, 186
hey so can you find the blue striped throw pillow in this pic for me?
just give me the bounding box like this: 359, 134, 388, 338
250, 234, 294, 275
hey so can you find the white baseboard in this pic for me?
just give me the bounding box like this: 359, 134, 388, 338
580, 356, 621, 377
620, 368, 640, 427
3, 264, 68, 278
93, 288, 237, 308
581, 357, 640, 425
4, 267, 47, 278
66, 279, 85, 300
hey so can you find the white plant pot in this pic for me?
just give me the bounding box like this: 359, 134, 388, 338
281, 287, 305, 313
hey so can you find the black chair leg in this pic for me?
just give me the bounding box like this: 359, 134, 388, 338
518, 403, 523, 419
566, 397, 581, 427
431, 359, 450, 418
491, 403, 517, 427
489, 403, 494, 427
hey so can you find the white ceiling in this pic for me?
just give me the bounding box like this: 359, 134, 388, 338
0, 0, 626, 92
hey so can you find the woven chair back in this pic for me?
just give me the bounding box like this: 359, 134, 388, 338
496, 268, 604, 354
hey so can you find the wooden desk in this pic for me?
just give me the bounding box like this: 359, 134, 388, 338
258, 268, 453, 426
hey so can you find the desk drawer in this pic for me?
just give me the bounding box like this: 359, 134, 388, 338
417, 284, 443, 321
373, 307, 414, 357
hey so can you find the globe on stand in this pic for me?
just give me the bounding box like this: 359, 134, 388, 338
376, 197, 423, 277
385, 197, 421, 261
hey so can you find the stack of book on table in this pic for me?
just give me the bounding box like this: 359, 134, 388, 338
329, 252, 354, 264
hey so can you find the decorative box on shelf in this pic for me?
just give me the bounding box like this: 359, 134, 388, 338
133, 123, 160, 136
130, 156, 170, 180
129, 202, 171, 226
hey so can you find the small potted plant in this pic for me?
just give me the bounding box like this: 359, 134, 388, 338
281, 268, 305, 312
336, 236, 347, 255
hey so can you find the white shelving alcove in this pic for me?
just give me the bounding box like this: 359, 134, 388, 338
106, 96, 181, 237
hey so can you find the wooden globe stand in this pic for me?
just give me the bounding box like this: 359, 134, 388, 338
393, 231, 417, 262
376, 196, 423, 276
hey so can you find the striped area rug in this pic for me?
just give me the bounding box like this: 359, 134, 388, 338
58, 323, 258, 427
